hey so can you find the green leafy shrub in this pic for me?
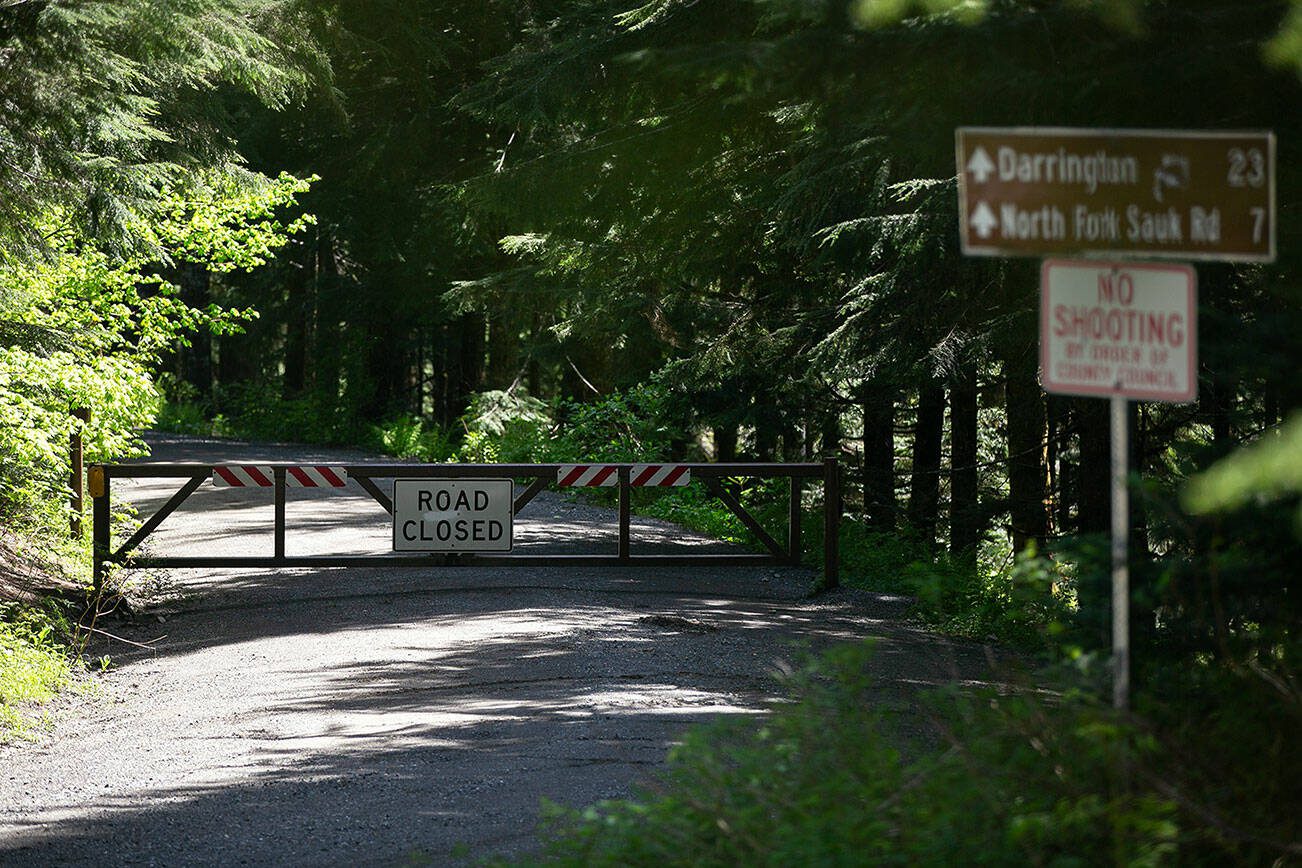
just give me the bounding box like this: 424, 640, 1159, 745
0, 602, 78, 742
458, 390, 552, 463
153, 401, 212, 437
370, 415, 458, 462
546, 383, 678, 464
529, 642, 1189, 867
0, 347, 158, 527
0, 174, 311, 531
901, 544, 1074, 649
457, 430, 499, 463
211, 385, 353, 445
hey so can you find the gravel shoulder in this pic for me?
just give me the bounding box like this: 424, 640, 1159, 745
0, 435, 995, 866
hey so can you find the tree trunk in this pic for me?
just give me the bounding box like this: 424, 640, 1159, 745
215, 332, 255, 400
1072, 394, 1111, 648
713, 425, 737, 462
1044, 395, 1059, 536
820, 406, 840, 459
177, 263, 212, 400
755, 420, 778, 462
431, 323, 449, 425
1132, 402, 1149, 558
458, 313, 486, 413
949, 365, 979, 563
526, 313, 542, 397
311, 231, 342, 406
1263, 377, 1280, 427
861, 382, 896, 529
1050, 399, 1073, 535
1204, 375, 1236, 455
487, 312, 517, 390
440, 323, 466, 427
363, 331, 404, 420
282, 250, 309, 400
781, 424, 802, 461
908, 383, 945, 549
1076, 398, 1109, 535
1004, 351, 1047, 553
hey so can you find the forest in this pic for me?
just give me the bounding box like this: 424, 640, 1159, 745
1, 0, 1299, 863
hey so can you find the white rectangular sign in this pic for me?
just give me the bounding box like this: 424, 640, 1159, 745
1040, 260, 1197, 403
392, 478, 513, 552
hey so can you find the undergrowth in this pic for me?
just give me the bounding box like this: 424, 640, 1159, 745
518, 640, 1295, 866
0, 513, 104, 743
0, 602, 80, 742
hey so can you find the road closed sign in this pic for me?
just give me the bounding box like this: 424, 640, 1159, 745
392, 478, 514, 552
1041, 260, 1197, 403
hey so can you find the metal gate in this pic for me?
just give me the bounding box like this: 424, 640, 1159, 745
90, 458, 840, 589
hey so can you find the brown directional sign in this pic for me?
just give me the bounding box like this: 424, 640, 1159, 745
957, 127, 1275, 262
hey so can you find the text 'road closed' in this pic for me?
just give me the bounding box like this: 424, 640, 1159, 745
392, 478, 514, 552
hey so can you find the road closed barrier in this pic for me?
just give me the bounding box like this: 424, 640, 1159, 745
89, 459, 840, 590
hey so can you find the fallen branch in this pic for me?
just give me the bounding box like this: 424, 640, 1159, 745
80, 625, 163, 652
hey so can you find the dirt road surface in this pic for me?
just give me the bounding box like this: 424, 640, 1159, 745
0, 436, 990, 866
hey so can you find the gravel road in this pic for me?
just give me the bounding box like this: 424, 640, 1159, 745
0, 435, 992, 866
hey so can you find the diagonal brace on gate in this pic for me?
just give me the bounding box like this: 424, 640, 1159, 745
701, 477, 788, 560
112, 473, 207, 560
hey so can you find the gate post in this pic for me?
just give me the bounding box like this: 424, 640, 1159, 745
90, 465, 109, 594
788, 477, 803, 565
617, 466, 631, 561
822, 456, 840, 589
274, 467, 286, 559
70, 408, 89, 538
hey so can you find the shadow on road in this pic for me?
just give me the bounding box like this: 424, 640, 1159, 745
5, 600, 988, 866
0, 436, 999, 866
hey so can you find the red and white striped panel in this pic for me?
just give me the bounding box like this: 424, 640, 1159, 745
212, 465, 275, 487
630, 464, 690, 487
211, 466, 347, 488
285, 466, 348, 487
556, 464, 619, 487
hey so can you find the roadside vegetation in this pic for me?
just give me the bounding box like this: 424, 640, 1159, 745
0, 602, 77, 741
0, 1, 314, 737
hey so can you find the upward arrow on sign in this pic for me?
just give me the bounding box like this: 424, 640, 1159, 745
969, 202, 997, 239
966, 146, 995, 183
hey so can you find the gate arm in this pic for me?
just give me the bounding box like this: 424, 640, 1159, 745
111, 473, 206, 561
352, 472, 394, 515
513, 477, 550, 514
702, 477, 786, 559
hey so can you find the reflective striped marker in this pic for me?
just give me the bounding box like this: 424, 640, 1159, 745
211, 466, 348, 488
285, 466, 348, 488
556, 465, 619, 487
630, 464, 690, 487
212, 465, 274, 487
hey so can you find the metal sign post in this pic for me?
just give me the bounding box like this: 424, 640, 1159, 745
1110, 393, 1130, 711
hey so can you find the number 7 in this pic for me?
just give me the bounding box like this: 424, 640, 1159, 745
1250, 207, 1266, 244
